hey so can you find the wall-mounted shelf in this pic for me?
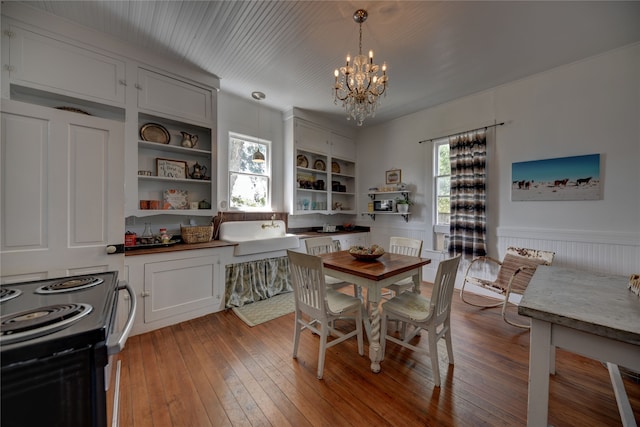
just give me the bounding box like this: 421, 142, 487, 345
361, 212, 411, 222
364, 190, 412, 222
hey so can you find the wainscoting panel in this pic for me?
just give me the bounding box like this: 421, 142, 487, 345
496, 227, 639, 276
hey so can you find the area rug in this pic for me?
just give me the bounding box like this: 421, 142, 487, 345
232, 292, 295, 327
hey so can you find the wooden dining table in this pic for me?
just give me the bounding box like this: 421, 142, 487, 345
319, 250, 431, 373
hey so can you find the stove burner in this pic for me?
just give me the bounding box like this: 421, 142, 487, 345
0, 287, 22, 303
0, 303, 93, 344
35, 276, 103, 294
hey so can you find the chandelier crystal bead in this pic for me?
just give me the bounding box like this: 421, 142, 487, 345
333, 9, 388, 126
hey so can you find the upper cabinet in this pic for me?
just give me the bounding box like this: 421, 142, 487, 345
129, 68, 217, 217
3, 24, 126, 105
1, 13, 219, 219
137, 68, 213, 125
286, 117, 357, 215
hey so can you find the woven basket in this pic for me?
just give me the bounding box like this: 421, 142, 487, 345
180, 225, 213, 244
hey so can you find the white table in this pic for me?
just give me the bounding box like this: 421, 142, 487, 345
519, 266, 640, 426
319, 250, 431, 373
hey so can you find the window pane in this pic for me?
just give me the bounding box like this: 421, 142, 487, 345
437, 176, 450, 196
229, 137, 267, 175
230, 173, 268, 208
437, 196, 450, 225
437, 144, 450, 175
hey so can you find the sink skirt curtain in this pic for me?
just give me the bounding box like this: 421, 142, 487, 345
225, 256, 292, 308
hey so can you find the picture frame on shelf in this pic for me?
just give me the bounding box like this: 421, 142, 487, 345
157, 158, 187, 179
386, 169, 401, 185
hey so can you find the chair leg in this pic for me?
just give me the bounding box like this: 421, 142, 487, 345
460, 279, 505, 308
317, 322, 329, 379
428, 326, 441, 387
292, 312, 301, 358
501, 289, 531, 329
356, 308, 364, 356
444, 321, 454, 364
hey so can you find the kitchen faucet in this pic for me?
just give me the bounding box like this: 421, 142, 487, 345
262, 214, 280, 229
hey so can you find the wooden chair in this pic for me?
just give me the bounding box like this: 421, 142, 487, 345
287, 250, 364, 379
460, 246, 555, 328
383, 237, 424, 297
305, 236, 360, 298
381, 255, 461, 387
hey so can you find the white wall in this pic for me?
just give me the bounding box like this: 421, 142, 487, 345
357, 43, 640, 275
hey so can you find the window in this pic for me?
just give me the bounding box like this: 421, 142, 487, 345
434, 140, 450, 250
228, 133, 270, 210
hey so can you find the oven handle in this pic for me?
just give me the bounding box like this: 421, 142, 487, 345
107, 280, 137, 355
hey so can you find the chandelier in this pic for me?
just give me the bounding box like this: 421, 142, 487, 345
333, 9, 388, 126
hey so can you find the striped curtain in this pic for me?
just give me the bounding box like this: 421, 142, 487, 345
448, 132, 487, 258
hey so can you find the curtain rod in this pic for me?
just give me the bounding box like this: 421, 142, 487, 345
418, 122, 505, 144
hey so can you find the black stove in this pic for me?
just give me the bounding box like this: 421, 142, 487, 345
0, 272, 118, 365
0, 271, 132, 427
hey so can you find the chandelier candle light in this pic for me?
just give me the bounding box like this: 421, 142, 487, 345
334, 9, 388, 126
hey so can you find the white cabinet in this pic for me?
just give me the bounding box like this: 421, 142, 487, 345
128, 69, 217, 217
137, 68, 213, 125
291, 118, 357, 215
3, 24, 126, 105
125, 249, 225, 335
132, 112, 214, 217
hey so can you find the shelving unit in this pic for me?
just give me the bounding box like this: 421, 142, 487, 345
363, 191, 412, 222
291, 118, 357, 215
135, 112, 214, 217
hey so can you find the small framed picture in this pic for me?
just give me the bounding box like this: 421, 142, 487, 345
156, 158, 187, 179
386, 169, 401, 185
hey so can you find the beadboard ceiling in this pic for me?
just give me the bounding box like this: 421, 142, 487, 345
16, 1, 640, 126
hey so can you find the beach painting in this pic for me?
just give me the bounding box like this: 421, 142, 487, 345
512, 154, 601, 201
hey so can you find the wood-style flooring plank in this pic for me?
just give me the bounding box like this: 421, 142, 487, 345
117, 283, 640, 427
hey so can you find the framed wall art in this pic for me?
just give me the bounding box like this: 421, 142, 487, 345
511, 153, 601, 201
386, 169, 401, 185
156, 158, 187, 179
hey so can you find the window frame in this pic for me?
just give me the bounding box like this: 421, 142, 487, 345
228, 132, 272, 211
433, 139, 450, 246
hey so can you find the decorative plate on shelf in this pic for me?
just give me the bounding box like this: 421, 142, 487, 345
140, 123, 170, 144
297, 154, 309, 168
331, 161, 341, 173
314, 159, 326, 171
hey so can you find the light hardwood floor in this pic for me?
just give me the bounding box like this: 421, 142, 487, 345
117, 284, 639, 426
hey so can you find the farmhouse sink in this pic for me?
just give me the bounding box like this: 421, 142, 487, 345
219, 220, 300, 256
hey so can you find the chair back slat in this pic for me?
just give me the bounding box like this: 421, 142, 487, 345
389, 237, 423, 257
287, 250, 327, 320
306, 236, 340, 255
432, 255, 462, 321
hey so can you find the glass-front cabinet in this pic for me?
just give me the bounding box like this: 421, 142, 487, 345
290, 118, 356, 215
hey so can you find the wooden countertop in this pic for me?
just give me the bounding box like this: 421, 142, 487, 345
125, 228, 370, 256
125, 239, 234, 256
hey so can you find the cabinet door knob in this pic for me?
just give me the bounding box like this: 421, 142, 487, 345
134, 83, 142, 90
119, 79, 127, 86
141, 291, 151, 297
